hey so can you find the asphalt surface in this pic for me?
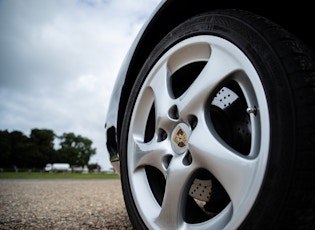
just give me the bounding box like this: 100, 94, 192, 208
0, 179, 132, 229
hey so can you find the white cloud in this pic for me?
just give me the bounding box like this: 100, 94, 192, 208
0, 0, 162, 170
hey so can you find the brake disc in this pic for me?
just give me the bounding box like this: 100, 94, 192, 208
189, 178, 212, 202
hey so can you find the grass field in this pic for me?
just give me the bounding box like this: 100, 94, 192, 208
0, 172, 120, 179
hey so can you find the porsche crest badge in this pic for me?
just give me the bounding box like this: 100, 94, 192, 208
173, 127, 188, 148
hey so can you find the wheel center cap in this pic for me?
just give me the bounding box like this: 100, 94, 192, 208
171, 123, 190, 154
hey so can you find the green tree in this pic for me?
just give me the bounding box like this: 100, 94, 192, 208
0, 130, 11, 167
9, 130, 30, 168
58, 133, 96, 166
30, 129, 56, 167
0, 129, 96, 170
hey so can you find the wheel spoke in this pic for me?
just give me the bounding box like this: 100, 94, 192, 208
148, 62, 175, 131
155, 157, 194, 229
132, 137, 169, 176
189, 119, 258, 209
179, 46, 242, 116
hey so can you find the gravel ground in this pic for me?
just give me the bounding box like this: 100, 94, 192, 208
0, 179, 132, 229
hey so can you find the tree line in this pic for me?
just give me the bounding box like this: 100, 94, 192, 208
0, 128, 97, 171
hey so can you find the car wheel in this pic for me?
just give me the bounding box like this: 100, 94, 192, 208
120, 10, 315, 229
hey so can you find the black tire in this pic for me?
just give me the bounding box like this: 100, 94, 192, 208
120, 9, 315, 229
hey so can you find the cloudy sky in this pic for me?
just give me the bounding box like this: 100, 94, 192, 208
0, 0, 162, 170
